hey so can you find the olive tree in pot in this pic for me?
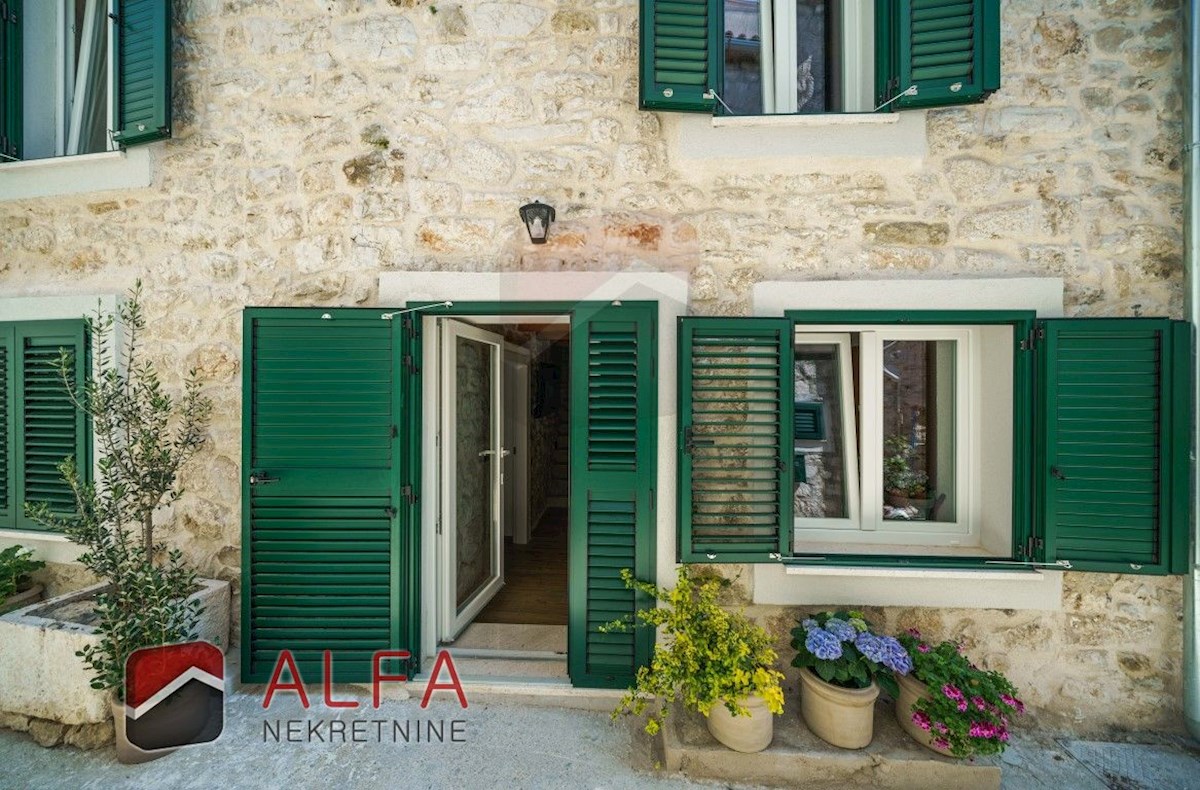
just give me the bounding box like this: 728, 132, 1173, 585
26, 284, 214, 764
605, 567, 785, 753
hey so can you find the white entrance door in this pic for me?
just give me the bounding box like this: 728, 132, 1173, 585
439, 319, 506, 641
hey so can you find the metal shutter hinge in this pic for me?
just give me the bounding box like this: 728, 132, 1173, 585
401, 484, 416, 505
385, 506, 397, 518
402, 354, 418, 373
390, 424, 398, 438
1020, 325, 1045, 351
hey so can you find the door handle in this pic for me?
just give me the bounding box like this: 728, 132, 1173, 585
249, 472, 278, 486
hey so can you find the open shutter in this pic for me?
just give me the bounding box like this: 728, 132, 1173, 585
111, 0, 171, 147
0, 325, 13, 529
678, 317, 793, 563
14, 321, 87, 531
242, 313, 408, 683
568, 303, 656, 689
639, 0, 719, 112
877, 0, 1000, 110
1037, 318, 1190, 575
0, 0, 20, 160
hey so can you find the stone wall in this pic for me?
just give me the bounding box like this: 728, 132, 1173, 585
0, 0, 1185, 733
738, 572, 1184, 736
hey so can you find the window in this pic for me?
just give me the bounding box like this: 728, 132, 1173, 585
640, 0, 1001, 115
790, 323, 1012, 557
0, 320, 89, 532
0, 0, 172, 163
678, 313, 1191, 577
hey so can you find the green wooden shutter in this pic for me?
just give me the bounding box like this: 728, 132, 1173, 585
0, 325, 13, 529
678, 317, 793, 563
639, 0, 719, 112
877, 0, 1000, 110
242, 313, 405, 683
568, 303, 656, 688
1037, 318, 1190, 575
0, 0, 20, 161
111, 0, 171, 147
14, 321, 88, 531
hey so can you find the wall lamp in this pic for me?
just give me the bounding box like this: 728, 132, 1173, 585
519, 200, 555, 244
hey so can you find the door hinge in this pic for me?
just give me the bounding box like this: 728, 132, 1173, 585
402, 484, 416, 505
1020, 324, 1045, 351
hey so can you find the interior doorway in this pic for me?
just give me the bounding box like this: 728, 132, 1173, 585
431, 315, 572, 680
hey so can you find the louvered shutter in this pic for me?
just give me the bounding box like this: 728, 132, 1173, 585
14, 321, 87, 531
242, 314, 407, 683
678, 318, 793, 563
1037, 319, 1190, 575
877, 0, 1000, 110
568, 303, 656, 689
0, 0, 20, 161
0, 326, 13, 528
111, 0, 172, 146
639, 0, 719, 112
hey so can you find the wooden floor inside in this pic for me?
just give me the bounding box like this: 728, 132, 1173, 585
474, 508, 567, 626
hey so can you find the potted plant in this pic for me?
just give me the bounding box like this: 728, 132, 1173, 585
894, 630, 1025, 758
25, 283, 215, 764
0, 545, 46, 614
883, 435, 932, 510
791, 611, 912, 749
605, 566, 785, 753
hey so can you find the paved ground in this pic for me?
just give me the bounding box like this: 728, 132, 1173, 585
1, 687, 1198, 789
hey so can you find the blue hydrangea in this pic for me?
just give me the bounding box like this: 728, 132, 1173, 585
824, 618, 857, 643
854, 632, 885, 662
801, 618, 819, 632
805, 628, 844, 661
879, 636, 913, 674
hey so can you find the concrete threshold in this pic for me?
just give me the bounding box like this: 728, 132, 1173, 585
659, 702, 1001, 790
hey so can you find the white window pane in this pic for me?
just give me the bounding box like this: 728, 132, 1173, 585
882, 339, 957, 523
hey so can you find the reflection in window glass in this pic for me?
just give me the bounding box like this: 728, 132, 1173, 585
794, 343, 846, 519
795, 0, 827, 113
724, 0, 765, 114
882, 340, 956, 523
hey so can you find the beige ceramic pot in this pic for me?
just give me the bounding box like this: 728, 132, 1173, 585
798, 668, 879, 749
705, 694, 775, 753
895, 671, 954, 756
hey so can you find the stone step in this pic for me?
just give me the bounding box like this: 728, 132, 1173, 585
658, 701, 1001, 789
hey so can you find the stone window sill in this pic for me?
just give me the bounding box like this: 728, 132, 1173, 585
0, 147, 152, 201
711, 112, 900, 128
782, 564, 1044, 581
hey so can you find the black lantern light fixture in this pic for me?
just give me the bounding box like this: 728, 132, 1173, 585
519, 200, 555, 244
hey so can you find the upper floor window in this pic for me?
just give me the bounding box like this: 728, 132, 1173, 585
640, 0, 1001, 116
0, 0, 173, 164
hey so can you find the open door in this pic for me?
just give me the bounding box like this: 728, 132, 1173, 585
439, 319, 507, 640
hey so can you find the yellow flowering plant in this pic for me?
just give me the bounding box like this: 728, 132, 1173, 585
603, 566, 785, 736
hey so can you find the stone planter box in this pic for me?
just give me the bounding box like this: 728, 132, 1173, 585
0, 578, 230, 726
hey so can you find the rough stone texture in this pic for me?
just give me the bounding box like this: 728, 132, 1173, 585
744, 571, 1184, 736
0, 0, 1185, 736
29, 562, 99, 599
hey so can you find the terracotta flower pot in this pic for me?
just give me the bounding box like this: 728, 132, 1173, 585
111, 699, 176, 764
706, 693, 775, 753
798, 668, 879, 749
895, 671, 954, 757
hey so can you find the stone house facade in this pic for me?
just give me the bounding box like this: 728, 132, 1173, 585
0, 0, 1189, 739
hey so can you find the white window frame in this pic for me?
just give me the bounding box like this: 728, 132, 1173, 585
793, 324, 984, 551
746, 0, 876, 115
15, 0, 114, 163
